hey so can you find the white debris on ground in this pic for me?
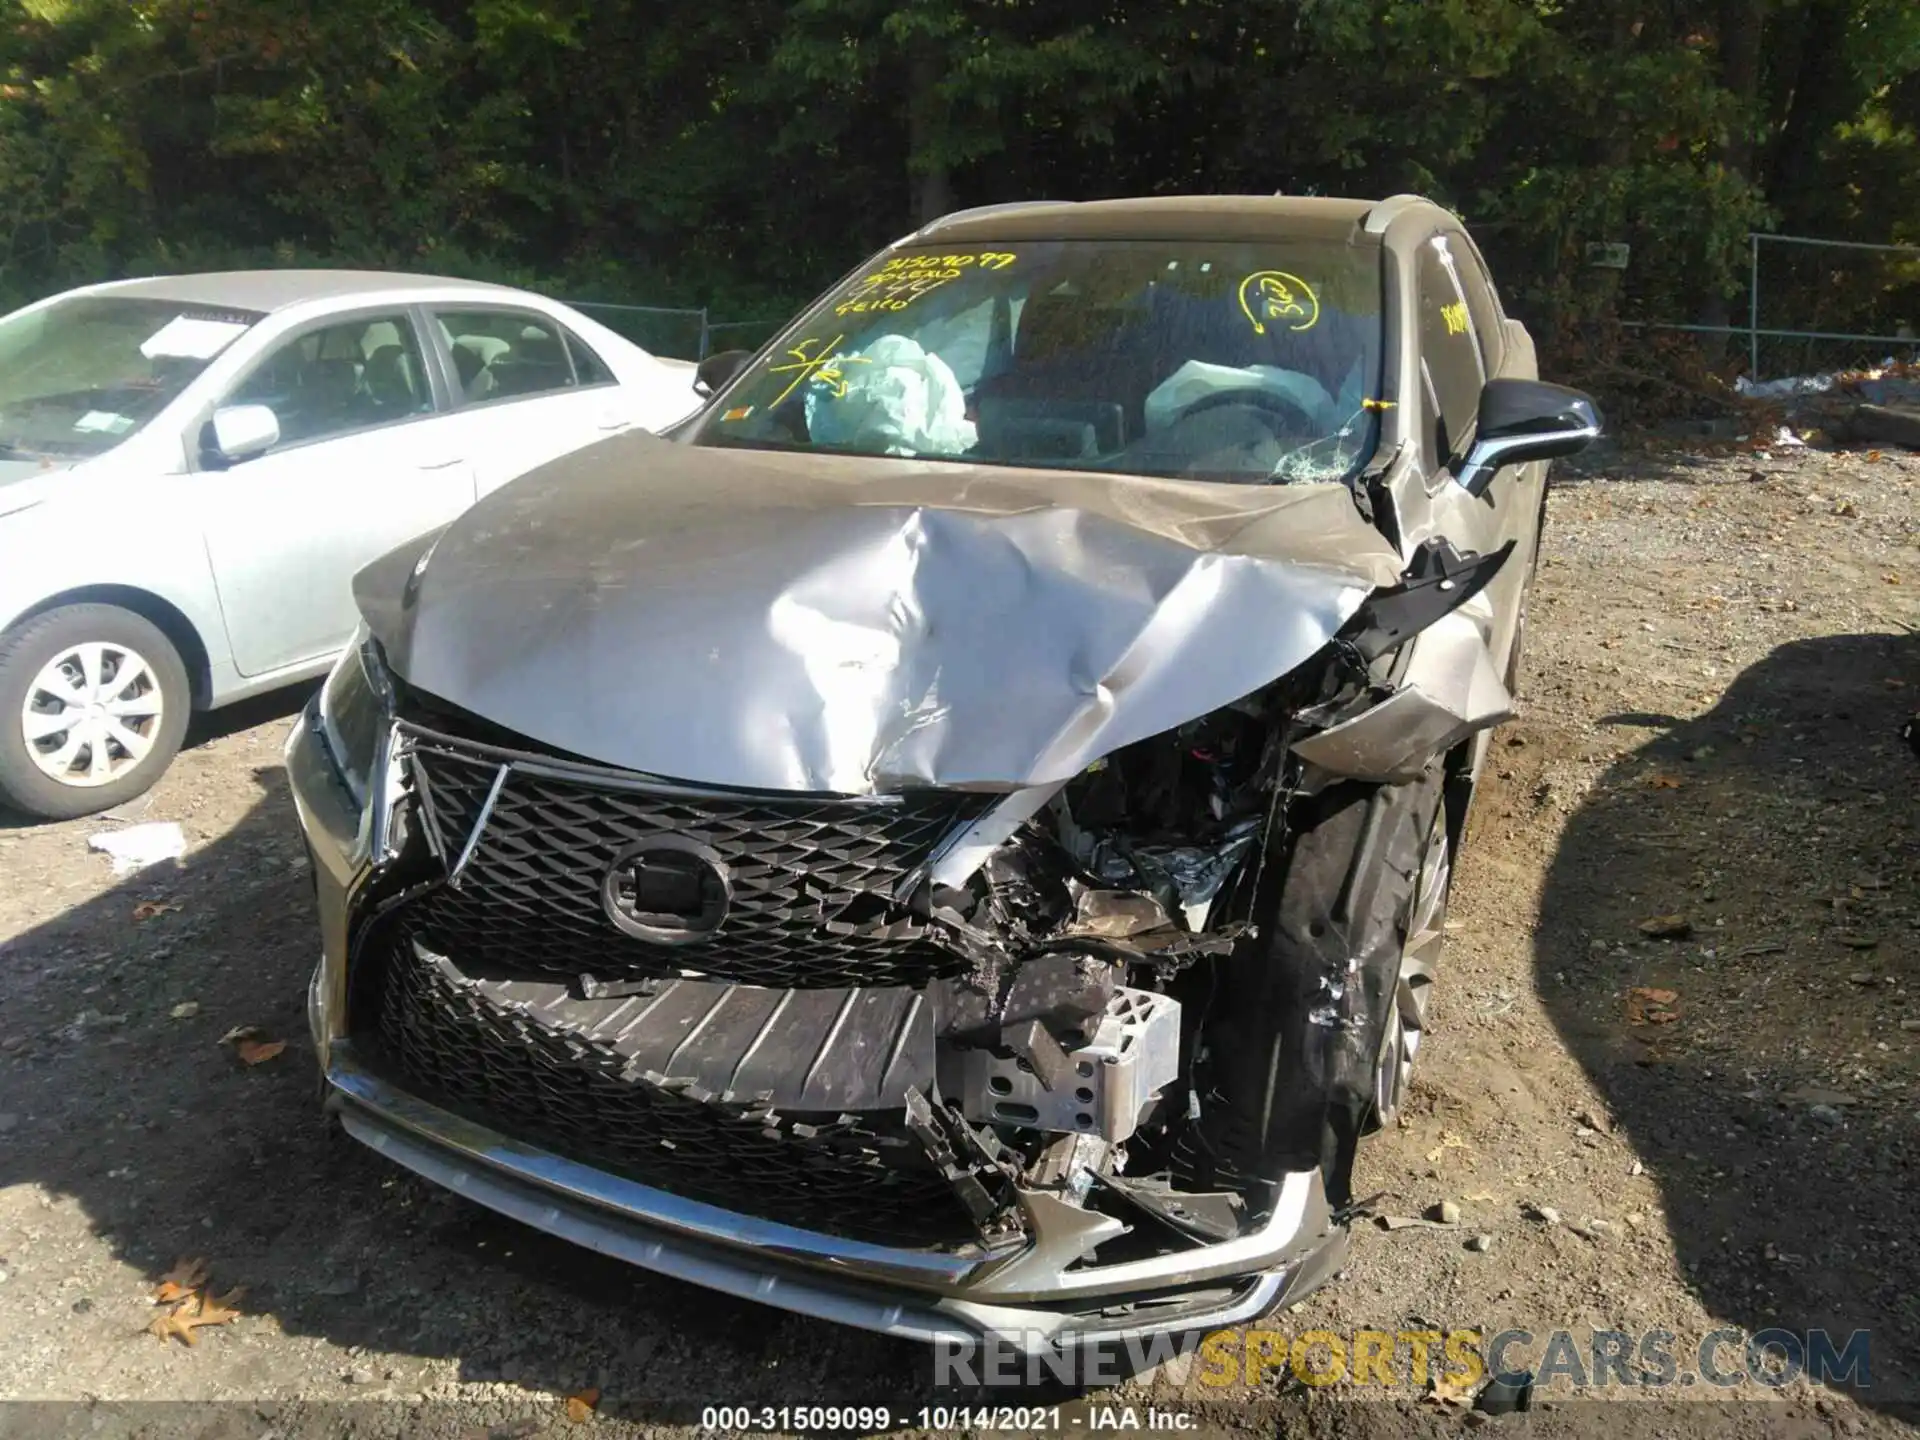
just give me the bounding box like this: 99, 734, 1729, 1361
1735, 358, 1920, 405
85, 821, 186, 875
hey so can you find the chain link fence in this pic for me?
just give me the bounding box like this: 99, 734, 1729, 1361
1628, 233, 1920, 381
562, 301, 785, 362
1742, 233, 1920, 378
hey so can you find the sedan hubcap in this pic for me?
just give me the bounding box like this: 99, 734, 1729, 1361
1372, 804, 1452, 1127
20, 642, 164, 787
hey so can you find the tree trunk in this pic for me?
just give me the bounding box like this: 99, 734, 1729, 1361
1766, 0, 1861, 236
1701, 0, 1766, 344
906, 37, 952, 226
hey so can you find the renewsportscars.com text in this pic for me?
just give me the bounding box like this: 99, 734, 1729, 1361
933, 1325, 1873, 1394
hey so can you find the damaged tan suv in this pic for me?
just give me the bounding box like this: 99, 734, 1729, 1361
288, 194, 1599, 1358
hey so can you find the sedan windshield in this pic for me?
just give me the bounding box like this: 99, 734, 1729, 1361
697, 238, 1384, 484
0, 295, 263, 461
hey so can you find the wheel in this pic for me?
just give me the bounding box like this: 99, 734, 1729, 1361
0, 604, 192, 820
1183, 772, 1449, 1206
1367, 800, 1452, 1130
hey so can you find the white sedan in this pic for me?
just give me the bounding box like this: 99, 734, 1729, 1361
0, 271, 703, 819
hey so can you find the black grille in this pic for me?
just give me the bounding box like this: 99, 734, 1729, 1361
405, 734, 989, 990
368, 931, 982, 1248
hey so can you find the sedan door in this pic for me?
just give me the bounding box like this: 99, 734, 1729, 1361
195, 309, 477, 677
425, 306, 638, 497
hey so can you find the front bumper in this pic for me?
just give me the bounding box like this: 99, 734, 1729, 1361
288, 705, 1348, 1353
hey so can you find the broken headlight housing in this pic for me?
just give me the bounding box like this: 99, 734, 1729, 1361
317, 623, 391, 808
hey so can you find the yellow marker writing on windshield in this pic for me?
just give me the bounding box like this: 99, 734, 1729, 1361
1238, 271, 1320, 335
766, 336, 870, 409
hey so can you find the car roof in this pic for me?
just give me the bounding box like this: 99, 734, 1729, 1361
910, 194, 1427, 246
80, 269, 527, 313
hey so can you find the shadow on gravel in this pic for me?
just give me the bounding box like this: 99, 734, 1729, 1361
1534, 630, 1919, 1419
0, 762, 939, 1425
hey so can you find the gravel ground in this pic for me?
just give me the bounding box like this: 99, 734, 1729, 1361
0, 439, 1917, 1439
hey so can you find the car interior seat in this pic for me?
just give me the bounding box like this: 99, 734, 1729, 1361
363, 343, 425, 416
972, 286, 1141, 459
487, 329, 573, 399
297, 356, 363, 441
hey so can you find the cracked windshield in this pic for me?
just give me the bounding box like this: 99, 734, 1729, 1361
700, 239, 1384, 484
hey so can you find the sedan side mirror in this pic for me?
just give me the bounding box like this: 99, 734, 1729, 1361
207, 404, 281, 465
1453, 378, 1601, 497
693, 349, 752, 399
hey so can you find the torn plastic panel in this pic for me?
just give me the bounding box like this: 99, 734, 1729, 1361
1287, 538, 1516, 783
1290, 608, 1512, 782
1180, 772, 1444, 1206
1337, 536, 1513, 664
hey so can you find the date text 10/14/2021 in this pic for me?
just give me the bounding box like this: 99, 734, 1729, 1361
699, 1407, 1195, 1432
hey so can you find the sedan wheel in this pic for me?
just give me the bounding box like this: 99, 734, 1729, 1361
22, 641, 167, 786
1370, 801, 1451, 1129
0, 604, 191, 820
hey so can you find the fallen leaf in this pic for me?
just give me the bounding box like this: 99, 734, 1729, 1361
235, 1038, 286, 1066
1885, 574, 1902, 586
217, 1025, 261, 1046
1648, 775, 1684, 790
1627, 987, 1682, 1025
196, 1286, 245, 1324
565, 1388, 601, 1423
152, 1257, 208, 1305
133, 901, 181, 921
1834, 931, 1880, 950
147, 1287, 244, 1346
168, 1002, 199, 1020
1425, 1361, 1481, 1409
1425, 1130, 1469, 1163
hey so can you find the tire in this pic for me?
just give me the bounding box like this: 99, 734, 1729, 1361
1365, 797, 1452, 1133
1184, 771, 1451, 1207
0, 604, 192, 821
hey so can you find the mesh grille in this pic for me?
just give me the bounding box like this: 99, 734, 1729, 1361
406, 735, 988, 990
368, 930, 982, 1248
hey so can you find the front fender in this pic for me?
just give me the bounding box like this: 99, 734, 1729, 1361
0, 486, 229, 684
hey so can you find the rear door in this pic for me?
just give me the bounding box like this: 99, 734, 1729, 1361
194, 309, 477, 677
425, 306, 635, 497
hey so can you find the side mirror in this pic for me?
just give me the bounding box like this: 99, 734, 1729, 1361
207, 404, 281, 464
1453, 378, 1601, 497
693, 349, 752, 399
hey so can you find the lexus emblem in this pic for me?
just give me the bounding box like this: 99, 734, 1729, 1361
601, 835, 732, 945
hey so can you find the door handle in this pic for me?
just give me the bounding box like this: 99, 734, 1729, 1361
597, 414, 632, 432
418, 456, 466, 470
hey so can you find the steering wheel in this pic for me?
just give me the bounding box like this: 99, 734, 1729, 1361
1173, 386, 1321, 438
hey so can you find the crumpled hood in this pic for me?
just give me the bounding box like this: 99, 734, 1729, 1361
359, 432, 1404, 794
